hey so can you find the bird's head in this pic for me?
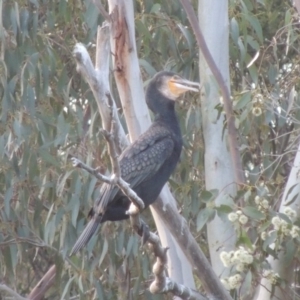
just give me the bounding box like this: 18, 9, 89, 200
152, 71, 200, 101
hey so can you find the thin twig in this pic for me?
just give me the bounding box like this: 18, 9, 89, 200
71, 157, 112, 184
0, 284, 29, 300
100, 128, 121, 178
71, 16, 206, 299
73, 155, 207, 300
0, 237, 46, 247
73, 97, 205, 292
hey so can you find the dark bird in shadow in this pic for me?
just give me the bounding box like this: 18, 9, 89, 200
70, 71, 200, 255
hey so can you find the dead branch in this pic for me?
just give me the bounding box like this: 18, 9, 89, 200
70, 11, 206, 299
98, 1, 228, 298
72, 155, 206, 300
23, 3, 207, 300
152, 192, 232, 300
73, 24, 128, 153
71, 157, 144, 214
71, 157, 112, 184
70, 75, 205, 297
70, 91, 205, 298
27, 265, 56, 300
0, 237, 46, 247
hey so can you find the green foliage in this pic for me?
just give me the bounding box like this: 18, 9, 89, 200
0, 0, 197, 299
209, 1, 300, 297
2, 0, 300, 299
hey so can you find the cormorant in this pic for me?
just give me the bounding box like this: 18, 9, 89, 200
70, 71, 199, 255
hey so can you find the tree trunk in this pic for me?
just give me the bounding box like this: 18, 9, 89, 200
198, 0, 237, 277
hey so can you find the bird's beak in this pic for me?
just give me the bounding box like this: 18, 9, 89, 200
169, 77, 200, 95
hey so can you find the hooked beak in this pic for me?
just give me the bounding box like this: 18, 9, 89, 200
169, 77, 200, 94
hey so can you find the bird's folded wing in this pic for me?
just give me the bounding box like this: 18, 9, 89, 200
94, 126, 174, 213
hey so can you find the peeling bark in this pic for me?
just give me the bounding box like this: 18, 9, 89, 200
107, 0, 196, 291
108, 0, 151, 140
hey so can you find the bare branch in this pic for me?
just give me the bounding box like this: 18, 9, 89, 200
0, 284, 29, 300
72, 150, 205, 299
73, 25, 128, 152
179, 0, 245, 185
150, 276, 207, 300
27, 265, 56, 300
102, 118, 145, 211
152, 188, 233, 300
148, 237, 207, 299
106, 1, 213, 293
100, 128, 121, 178
71, 10, 207, 298
26, 26, 128, 293
71, 157, 112, 184
0, 237, 46, 247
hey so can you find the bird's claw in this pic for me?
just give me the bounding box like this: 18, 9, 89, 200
71, 157, 81, 167
126, 203, 140, 216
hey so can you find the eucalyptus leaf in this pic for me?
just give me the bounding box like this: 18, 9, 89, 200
242, 206, 265, 220
60, 276, 75, 300
197, 208, 215, 231
263, 231, 277, 251
230, 17, 240, 44
235, 91, 251, 110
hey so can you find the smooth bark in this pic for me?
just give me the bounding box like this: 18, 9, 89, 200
180, 0, 244, 185
196, 0, 237, 277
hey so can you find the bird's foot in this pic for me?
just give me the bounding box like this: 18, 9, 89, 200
71, 157, 81, 167
126, 203, 140, 216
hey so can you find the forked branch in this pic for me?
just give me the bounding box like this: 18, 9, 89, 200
72, 149, 206, 299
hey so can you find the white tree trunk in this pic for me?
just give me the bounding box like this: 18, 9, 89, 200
198, 0, 237, 276
107, 0, 195, 289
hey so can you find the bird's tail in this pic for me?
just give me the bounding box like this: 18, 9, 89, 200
70, 218, 100, 256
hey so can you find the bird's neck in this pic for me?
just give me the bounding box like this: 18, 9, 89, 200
146, 88, 181, 134
154, 104, 181, 134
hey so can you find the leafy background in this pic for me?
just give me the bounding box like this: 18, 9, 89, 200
1, 0, 300, 299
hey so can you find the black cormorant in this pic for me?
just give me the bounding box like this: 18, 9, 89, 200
70, 71, 199, 255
